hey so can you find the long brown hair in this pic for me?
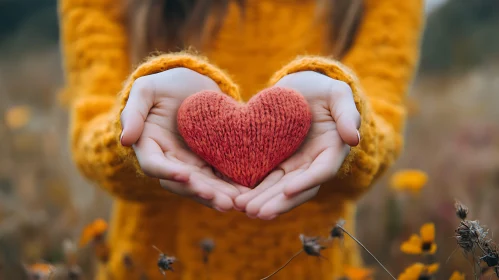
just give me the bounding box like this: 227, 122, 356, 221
126, 0, 363, 64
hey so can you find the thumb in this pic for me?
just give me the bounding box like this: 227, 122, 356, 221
120, 77, 155, 147
335, 113, 361, 147
330, 82, 361, 146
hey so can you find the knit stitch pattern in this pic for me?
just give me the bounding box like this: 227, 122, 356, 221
177, 87, 312, 187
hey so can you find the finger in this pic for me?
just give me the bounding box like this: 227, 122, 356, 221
161, 179, 234, 212
189, 191, 234, 212
244, 172, 299, 218
152, 125, 208, 168
213, 169, 251, 194
120, 76, 156, 146
160, 179, 215, 200
209, 183, 240, 199
329, 81, 361, 146
235, 184, 252, 194
190, 194, 233, 212
283, 145, 349, 197
193, 173, 240, 199
134, 137, 190, 181
234, 170, 284, 211
257, 186, 320, 220
209, 192, 234, 212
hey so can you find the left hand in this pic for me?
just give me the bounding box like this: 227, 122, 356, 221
120, 68, 248, 212
234, 71, 361, 220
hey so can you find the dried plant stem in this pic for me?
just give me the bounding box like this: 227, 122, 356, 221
204, 260, 210, 280
260, 249, 303, 280
337, 225, 396, 280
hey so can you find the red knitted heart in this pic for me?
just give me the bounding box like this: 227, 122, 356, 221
177, 87, 312, 188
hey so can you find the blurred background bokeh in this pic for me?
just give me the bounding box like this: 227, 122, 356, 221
1, 0, 498, 279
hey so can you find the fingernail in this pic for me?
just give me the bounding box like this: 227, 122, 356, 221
356, 130, 361, 144
120, 132, 124, 146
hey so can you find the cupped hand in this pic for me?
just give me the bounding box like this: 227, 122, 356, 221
235, 71, 361, 219
120, 68, 248, 211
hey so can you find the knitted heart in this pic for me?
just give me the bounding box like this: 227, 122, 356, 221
177, 87, 312, 188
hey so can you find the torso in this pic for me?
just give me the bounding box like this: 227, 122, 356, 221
101, 2, 357, 279
204, 0, 329, 100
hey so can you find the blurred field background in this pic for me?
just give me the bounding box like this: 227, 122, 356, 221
1, 0, 499, 279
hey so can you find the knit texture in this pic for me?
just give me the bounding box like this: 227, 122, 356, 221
59, 0, 424, 279
177, 87, 312, 187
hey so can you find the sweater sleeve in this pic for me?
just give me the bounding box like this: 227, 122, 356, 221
59, 0, 240, 201
269, 0, 424, 198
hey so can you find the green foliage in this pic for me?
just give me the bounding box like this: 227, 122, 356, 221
420, 0, 499, 74
0, 0, 58, 44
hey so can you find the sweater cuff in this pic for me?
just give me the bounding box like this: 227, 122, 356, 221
114, 52, 241, 178
269, 56, 381, 198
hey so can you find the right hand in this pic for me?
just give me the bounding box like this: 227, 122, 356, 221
120, 68, 248, 211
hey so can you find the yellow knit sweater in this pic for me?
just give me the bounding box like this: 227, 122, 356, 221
59, 0, 424, 279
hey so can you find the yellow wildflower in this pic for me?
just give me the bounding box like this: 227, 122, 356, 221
401, 223, 437, 255
449, 271, 465, 280
390, 169, 428, 193
343, 266, 374, 280
25, 263, 55, 280
4, 105, 31, 129
398, 263, 439, 280
79, 218, 108, 247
